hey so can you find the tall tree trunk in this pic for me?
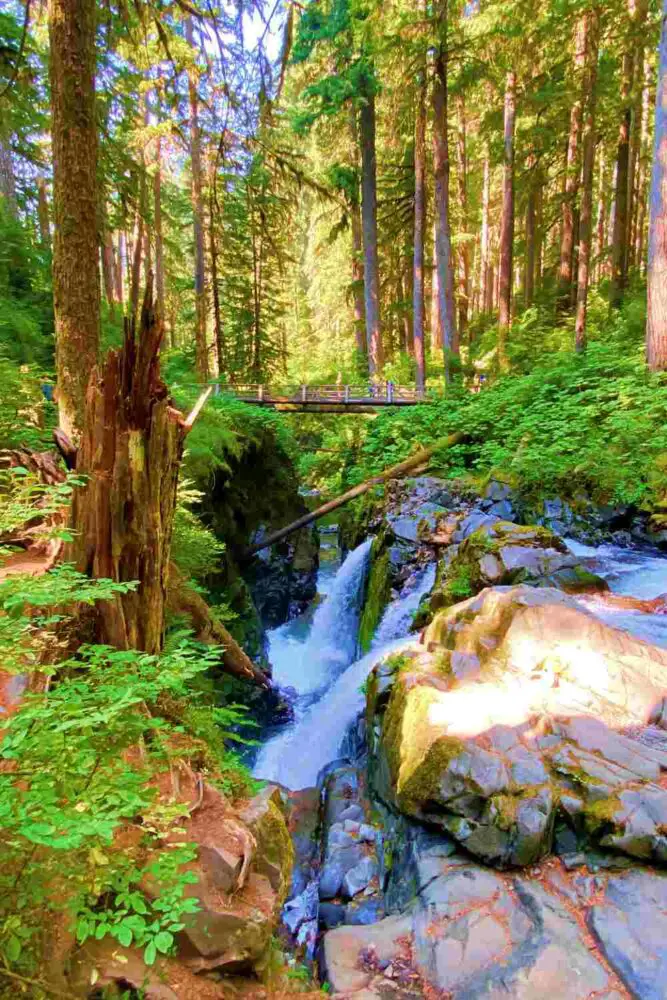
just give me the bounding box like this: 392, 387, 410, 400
432, 2, 457, 379
575, 9, 600, 352
595, 147, 607, 282
102, 226, 116, 320
611, 0, 647, 307
647, 0, 667, 370
525, 178, 536, 307
116, 231, 125, 306
154, 137, 166, 324
349, 108, 367, 357
498, 70, 517, 368
359, 85, 383, 375
130, 192, 145, 322
455, 95, 470, 340
0, 138, 18, 218
480, 147, 491, 313
637, 69, 652, 271
413, 59, 427, 392
186, 17, 209, 379
430, 221, 442, 351
208, 169, 225, 376
37, 176, 51, 251
49, 0, 100, 441
558, 15, 588, 309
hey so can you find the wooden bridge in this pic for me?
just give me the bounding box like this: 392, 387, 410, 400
209, 383, 425, 412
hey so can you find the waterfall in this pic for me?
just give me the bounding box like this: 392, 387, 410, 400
254, 560, 436, 790
264, 537, 373, 700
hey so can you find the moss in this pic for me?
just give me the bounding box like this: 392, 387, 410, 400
358, 541, 392, 653
584, 795, 622, 833
245, 791, 295, 907
398, 735, 466, 815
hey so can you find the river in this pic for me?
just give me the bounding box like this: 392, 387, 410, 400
253, 531, 667, 791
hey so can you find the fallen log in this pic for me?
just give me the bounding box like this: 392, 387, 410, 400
245, 431, 463, 557
167, 565, 270, 689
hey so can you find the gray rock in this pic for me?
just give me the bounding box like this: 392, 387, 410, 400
589, 870, 667, 999
318, 901, 346, 929
453, 512, 502, 543
413, 866, 610, 998
344, 896, 386, 925
479, 553, 503, 582
485, 480, 513, 503
282, 880, 319, 936
388, 502, 448, 545
487, 499, 515, 520
319, 844, 365, 899
342, 856, 378, 899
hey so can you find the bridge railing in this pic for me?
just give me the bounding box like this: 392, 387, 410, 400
211, 382, 424, 404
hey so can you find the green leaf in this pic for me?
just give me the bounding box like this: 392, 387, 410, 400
154, 930, 174, 954
144, 940, 157, 965
117, 925, 133, 948
4, 934, 21, 962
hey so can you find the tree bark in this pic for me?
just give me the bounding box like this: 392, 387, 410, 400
558, 15, 588, 309
636, 69, 652, 271
455, 95, 470, 340
611, 0, 647, 307
130, 195, 145, 322
480, 149, 491, 313
430, 220, 442, 351
498, 70, 517, 368
69, 281, 182, 653
359, 85, 383, 376
525, 182, 536, 307
37, 176, 51, 252
208, 166, 226, 375
102, 226, 116, 320
647, 0, 667, 370
186, 17, 209, 380
154, 137, 166, 324
49, 0, 100, 441
432, 4, 457, 378
0, 138, 18, 218
413, 59, 427, 393
349, 108, 367, 357
575, 9, 600, 352
115, 231, 125, 306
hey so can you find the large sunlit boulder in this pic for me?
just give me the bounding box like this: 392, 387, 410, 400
367, 586, 667, 868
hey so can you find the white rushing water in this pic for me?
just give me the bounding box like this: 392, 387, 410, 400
253, 554, 436, 790
566, 538, 667, 648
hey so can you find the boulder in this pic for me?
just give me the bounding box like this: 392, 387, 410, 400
368, 586, 667, 869
431, 520, 607, 614
589, 870, 667, 999
157, 783, 294, 974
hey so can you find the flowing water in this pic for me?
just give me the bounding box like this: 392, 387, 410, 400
565, 538, 667, 648
253, 526, 667, 791
253, 543, 436, 790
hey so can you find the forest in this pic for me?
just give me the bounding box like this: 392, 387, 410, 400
4, 0, 667, 996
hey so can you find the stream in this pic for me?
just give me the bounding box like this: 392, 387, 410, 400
253, 531, 667, 792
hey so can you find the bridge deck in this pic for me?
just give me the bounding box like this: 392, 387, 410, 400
207, 383, 425, 409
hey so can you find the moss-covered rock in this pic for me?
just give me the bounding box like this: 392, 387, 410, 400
366, 585, 667, 870
429, 519, 607, 618
358, 539, 393, 653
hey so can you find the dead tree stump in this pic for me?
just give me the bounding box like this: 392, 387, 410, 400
69, 280, 184, 653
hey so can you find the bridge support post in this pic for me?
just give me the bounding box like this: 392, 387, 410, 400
301, 384, 307, 403
344, 385, 350, 403
258, 385, 264, 402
